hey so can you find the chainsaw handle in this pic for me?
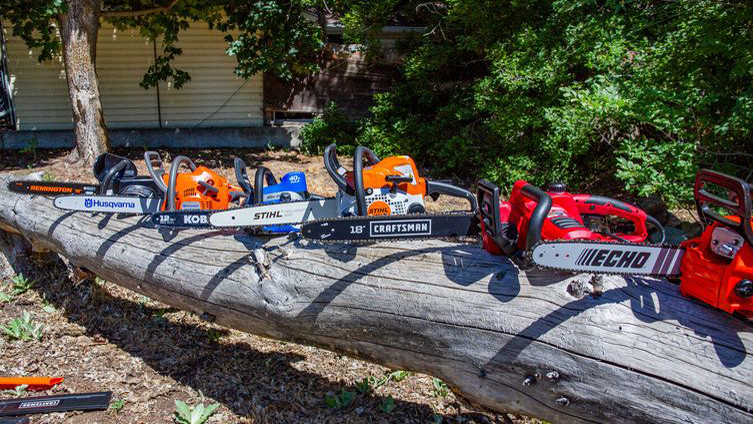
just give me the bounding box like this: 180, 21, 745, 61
519, 183, 553, 252
98, 159, 129, 195
324, 143, 352, 195
695, 169, 753, 246
144, 151, 168, 194
253, 166, 279, 205
353, 145, 381, 216
573, 194, 662, 243
233, 157, 254, 206
427, 180, 478, 213
166, 156, 197, 211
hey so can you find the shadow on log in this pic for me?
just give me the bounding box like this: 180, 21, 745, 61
1, 175, 752, 423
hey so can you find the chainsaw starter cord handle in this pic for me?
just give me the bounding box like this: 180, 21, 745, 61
520, 183, 553, 252
144, 151, 168, 194
166, 156, 197, 211
426, 180, 478, 213
353, 145, 381, 216
253, 166, 279, 205
324, 143, 352, 195
233, 157, 254, 206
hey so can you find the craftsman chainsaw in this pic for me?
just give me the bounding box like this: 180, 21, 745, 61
202, 143, 479, 240
151, 157, 314, 232
9, 152, 244, 215
480, 170, 753, 318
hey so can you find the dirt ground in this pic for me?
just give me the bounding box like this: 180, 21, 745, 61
0, 148, 533, 424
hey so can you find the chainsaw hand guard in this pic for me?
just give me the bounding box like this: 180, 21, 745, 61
694, 169, 753, 246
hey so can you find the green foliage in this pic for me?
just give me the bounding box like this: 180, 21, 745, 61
379, 395, 396, 413
355, 377, 374, 394
300, 102, 360, 156
1, 311, 43, 341
325, 388, 355, 409
109, 399, 125, 414
173, 400, 220, 424
11, 274, 34, 296
430, 378, 448, 398
1, 384, 28, 397
0, 292, 11, 303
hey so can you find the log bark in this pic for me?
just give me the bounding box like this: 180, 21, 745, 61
1, 175, 752, 423
58, 0, 110, 165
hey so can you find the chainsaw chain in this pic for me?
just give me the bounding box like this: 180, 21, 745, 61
529, 239, 685, 278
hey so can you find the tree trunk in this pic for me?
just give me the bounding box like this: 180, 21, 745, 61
58, 0, 109, 166
1, 174, 752, 424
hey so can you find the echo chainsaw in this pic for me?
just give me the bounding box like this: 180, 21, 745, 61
8, 151, 244, 215
151, 157, 315, 232
479, 170, 753, 318
199, 143, 479, 240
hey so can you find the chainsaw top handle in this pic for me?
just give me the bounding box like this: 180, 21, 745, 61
93, 153, 138, 194
426, 180, 478, 213
695, 169, 753, 246
233, 157, 255, 206
353, 145, 382, 216
166, 156, 198, 211
573, 194, 666, 244
518, 183, 553, 251
324, 143, 352, 195
144, 151, 168, 194
253, 166, 279, 205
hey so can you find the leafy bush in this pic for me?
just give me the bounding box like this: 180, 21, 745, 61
299, 102, 360, 156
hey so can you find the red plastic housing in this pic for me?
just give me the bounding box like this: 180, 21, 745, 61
680, 221, 753, 319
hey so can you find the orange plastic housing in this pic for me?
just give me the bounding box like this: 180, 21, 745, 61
346, 155, 427, 197
0, 377, 64, 390
680, 221, 753, 319
164, 166, 237, 211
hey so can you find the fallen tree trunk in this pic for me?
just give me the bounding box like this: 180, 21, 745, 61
1, 174, 752, 423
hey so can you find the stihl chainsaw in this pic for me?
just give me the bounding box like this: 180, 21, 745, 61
9, 152, 244, 215
197, 143, 479, 240
480, 170, 753, 319
151, 157, 315, 232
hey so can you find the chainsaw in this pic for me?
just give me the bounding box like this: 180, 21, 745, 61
477, 179, 666, 271
480, 170, 753, 319
151, 157, 314, 232
9, 152, 244, 215
201, 143, 479, 240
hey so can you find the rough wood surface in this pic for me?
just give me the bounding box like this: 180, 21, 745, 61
1, 175, 752, 423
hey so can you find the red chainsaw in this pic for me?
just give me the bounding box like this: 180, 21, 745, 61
477, 170, 753, 319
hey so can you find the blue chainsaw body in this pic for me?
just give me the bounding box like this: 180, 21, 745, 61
258, 171, 308, 233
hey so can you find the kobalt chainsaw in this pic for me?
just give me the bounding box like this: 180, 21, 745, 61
151, 157, 315, 233
9, 151, 244, 215
200, 143, 479, 240
479, 170, 753, 318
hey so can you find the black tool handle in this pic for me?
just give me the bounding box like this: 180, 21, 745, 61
233, 157, 254, 206
144, 151, 168, 193
253, 166, 279, 205
166, 156, 197, 211
427, 180, 478, 213
324, 143, 352, 195
353, 145, 381, 216
98, 159, 130, 195
519, 183, 553, 252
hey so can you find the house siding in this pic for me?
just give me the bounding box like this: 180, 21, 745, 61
5, 22, 262, 131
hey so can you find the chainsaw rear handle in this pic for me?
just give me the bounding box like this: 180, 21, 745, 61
253, 166, 279, 205
519, 183, 553, 252
233, 157, 254, 205
324, 143, 352, 195
574, 194, 665, 244
427, 180, 478, 213
695, 169, 753, 246
144, 151, 168, 194
353, 145, 382, 216
166, 156, 197, 211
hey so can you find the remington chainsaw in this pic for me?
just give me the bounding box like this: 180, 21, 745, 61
201, 143, 479, 240
151, 157, 315, 232
9, 152, 244, 215
480, 170, 753, 319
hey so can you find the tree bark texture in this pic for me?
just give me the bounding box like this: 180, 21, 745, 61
0, 175, 752, 423
58, 0, 110, 165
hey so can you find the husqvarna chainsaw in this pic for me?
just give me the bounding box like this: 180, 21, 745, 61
197, 143, 479, 240
9, 152, 244, 215
151, 157, 315, 232
479, 170, 753, 319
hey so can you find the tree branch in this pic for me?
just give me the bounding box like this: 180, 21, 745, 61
101, 0, 180, 18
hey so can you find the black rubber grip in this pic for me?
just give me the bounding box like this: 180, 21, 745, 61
324, 143, 352, 195
520, 184, 553, 251
253, 166, 278, 204
585, 195, 632, 212
233, 157, 254, 205
427, 180, 478, 212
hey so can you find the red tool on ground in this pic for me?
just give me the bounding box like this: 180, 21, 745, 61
0, 377, 63, 391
